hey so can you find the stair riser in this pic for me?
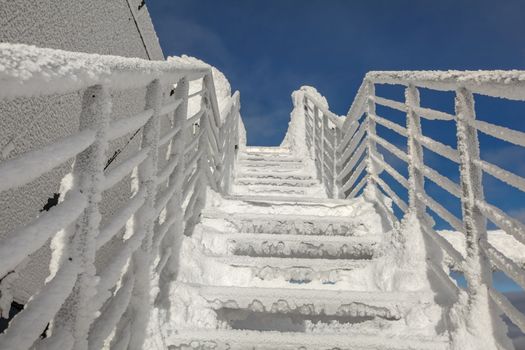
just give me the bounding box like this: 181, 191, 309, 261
230, 240, 377, 259
218, 218, 365, 236
236, 173, 314, 181
235, 179, 317, 187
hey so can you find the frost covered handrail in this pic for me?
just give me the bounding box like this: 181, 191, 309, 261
0, 43, 242, 350
301, 70, 525, 342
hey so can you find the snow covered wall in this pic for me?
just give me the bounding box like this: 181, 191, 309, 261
0, 0, 163, 305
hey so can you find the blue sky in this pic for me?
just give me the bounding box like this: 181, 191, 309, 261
147, 0, 525, 144
147, 0, 525, 295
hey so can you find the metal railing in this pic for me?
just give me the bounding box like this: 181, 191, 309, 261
0, 43, 243, 350
300, 71, 525, 343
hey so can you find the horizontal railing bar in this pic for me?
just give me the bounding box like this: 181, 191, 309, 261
489, 288, 525, 334
183, 188, 201, 221
373, 175, 408, 212
417, 191, 464, 232
339, 122, 366, 163
371, 95, 406, 112
413, 105, 455, 121
304, 93, 342, 126
184, 128, 204, 153
156, 156, 179, 185
367, 71, 525, 101
371, 154, 410, 189
0, 191, 87, 277
476, 199, 525, 245
481, 241, 525, 291
338, 140, 367, 181
0, 129, 95, 193
107, 109, 153, 140
475, 159, 525, 193
347, 174, 368, 198
159, 98, 183, 116
337, 122, 366, 153
0, 43, 209, 99
371, 134, 409, 162
187, 109, 205, 126
156, 247, 172, 273
153, 215, 177, 251
88, 273, 135, 350
96, 189, 146, 249
32, 329, 74, 350
95, 231, 144, 309
184, 149, 203, 179
416, 134, 460, 163
158, 125, 181, 147
102, 148, 149, 191
337, 122, 361, 153
370, 113, 408, 137
188, 88, 205, 99
419, 163, 462, 198
154, 180, 181, 220
341, 159, 367, 192
421, 223, 465, 267
469, 118, 525, 147
183, 168, 202, 201
0, 262, 79, 350
342, 81, 368, 130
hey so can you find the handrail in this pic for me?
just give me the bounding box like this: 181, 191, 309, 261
0, 43, 244, 350
299, 70, 525, 345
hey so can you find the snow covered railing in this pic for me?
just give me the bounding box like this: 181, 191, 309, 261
302, 70, 525, 338
0, 43, 242, 350
302, 91, 343, 198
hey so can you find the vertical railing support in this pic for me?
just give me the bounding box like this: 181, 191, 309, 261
320, 110, 326, 183
455, 87, 491, 293
54, 85, 112, 350
128, 78, 163, 350
333, 127, 341, 199
157, 77, 189, 301
405, 85, 426, 218
365, 81, 378, 189
453, 87, 511, 349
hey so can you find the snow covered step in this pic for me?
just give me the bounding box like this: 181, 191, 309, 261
201, 211, 371, 236
234, 178, 318, 188
192, 284, 434, 319
232, 184, 309, 196
238, 154, 302, 162
202, 231, 381, 259
243, 146, 292, 155
169, 329, 449, 350
235, 171, 315, 181
209, 255, 373, 286
238, 161, 303, 171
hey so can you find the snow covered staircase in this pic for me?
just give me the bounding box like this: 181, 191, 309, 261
167, 147, 449, 350
232, 147, 325, 197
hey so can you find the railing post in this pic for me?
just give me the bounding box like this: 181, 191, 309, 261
365, 81, 378, 188
320, 110, 326, 183
333, 126, 341, 199
455, 87, 493, 327
128, 78, 163, 350
304, 96, 314, 158
53, 85, 111, 350
405, 84, 426, 218
157, 77, 189, 297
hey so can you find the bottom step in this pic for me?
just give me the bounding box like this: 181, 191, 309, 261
169, 329, 449, 350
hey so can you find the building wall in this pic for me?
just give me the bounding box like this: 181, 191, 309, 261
0, 0, 165, 303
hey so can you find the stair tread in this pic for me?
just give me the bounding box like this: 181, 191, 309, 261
191, 283, 436, 307
203, 231, 382, 243
170, 329, 449, 350
203, 210, 367, 223
211, 254, 372, 269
